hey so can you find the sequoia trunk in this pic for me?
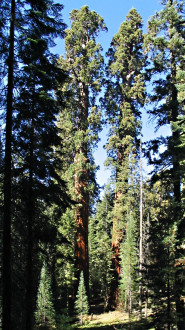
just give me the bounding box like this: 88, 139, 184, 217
74, 82, 89, 296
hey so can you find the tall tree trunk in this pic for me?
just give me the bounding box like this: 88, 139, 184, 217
139, 140, 143, 317
170, 47, 185, 329
108, 141, 125, 308
25, 112, 34, 330
74, 82, 89, 297
109, 195, 122, 308
2, 0, 15, 328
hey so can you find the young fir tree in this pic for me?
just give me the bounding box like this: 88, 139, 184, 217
143, 179, 177, 328
144, 1, 185, 327
58, 6, 107, 297
119, 154, 139, 317
35, 262, 56, 329
105, 8, 145, 308
89, 184, 113, 304
75, 271, 89, 325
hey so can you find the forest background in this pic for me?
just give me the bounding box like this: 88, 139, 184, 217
57, 0, 164, 189
1, 0, 185, 330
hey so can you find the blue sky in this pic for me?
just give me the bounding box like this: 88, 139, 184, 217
55, 0, 165, 189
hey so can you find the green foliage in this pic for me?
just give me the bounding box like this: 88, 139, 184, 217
104, 9, 145, 307
144, 2, 185, 326
143, 180, 177, 327
0, 0, 68, 328
118, 152, 140, 313
35, 262, 56, 329
75, 271, 89, 325
89, 185, 114, 302
57, 6, 107, 296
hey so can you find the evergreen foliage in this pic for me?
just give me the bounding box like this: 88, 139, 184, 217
119, 159, 139, 316
1, 1, 68, 328
89, 184, 113, 303
75, 271, 89, 325
105, 8, 145, 308
58, 5, 107, 297
144, 1, 185, 327
35, 262, 56, 329
1, 2, 185, 329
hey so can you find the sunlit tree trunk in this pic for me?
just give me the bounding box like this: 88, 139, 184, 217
74, 82, 89, 296
139, 140, 143, 317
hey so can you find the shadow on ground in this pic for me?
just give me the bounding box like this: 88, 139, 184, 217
74, 318, 154, 330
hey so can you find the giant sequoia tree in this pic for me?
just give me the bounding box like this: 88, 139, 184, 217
105, 8, 145, 307
59, 6, 107, 296
145, 0, 185, 327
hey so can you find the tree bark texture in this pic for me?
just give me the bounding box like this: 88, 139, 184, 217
108, 140, 126, 308
74, 82, 89, 297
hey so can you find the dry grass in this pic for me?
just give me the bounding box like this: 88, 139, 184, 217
73, 309, 154, 329
88, 310, 129, 326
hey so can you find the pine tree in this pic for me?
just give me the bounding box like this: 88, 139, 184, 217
119, 155, 139, 317
1, 0, 68, 328
144, 1, 185, 327
89, 184, 113, 304
58, 6, 107, 296
35, 262, 56, 329
75, 271, 89, 325
143, 180, 177, 328
105, 8, 145, 307
13, 1, 67, 326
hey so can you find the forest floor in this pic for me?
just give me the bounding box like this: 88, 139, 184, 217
70, 301, 155, 330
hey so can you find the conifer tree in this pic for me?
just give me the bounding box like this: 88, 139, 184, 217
58, 6, 107, 296
1, 0, 67, 328
105, 8, 145, 307
143, 180, 177, 328
119, 155, 139, 317
89, 184, 113, 303
12, 1, 67, 327
35, 262, 56, 329
75, 271, 89, 325
145, 1, 185, 326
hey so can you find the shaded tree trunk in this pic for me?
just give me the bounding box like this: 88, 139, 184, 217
25, 120, 34, 330
2, 0, 15, 328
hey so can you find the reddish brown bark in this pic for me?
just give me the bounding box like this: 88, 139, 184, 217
108, 141, 127, 308
74, 151, 89, 295
74, 82, 89, 296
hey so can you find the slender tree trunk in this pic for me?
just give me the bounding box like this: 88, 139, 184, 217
74, 82, 89, 297
170, 47, 185, 329
139, 140, 143, 317
145, 212, 150, 319
25, 113, 34, 330
2, 0, 15, 328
